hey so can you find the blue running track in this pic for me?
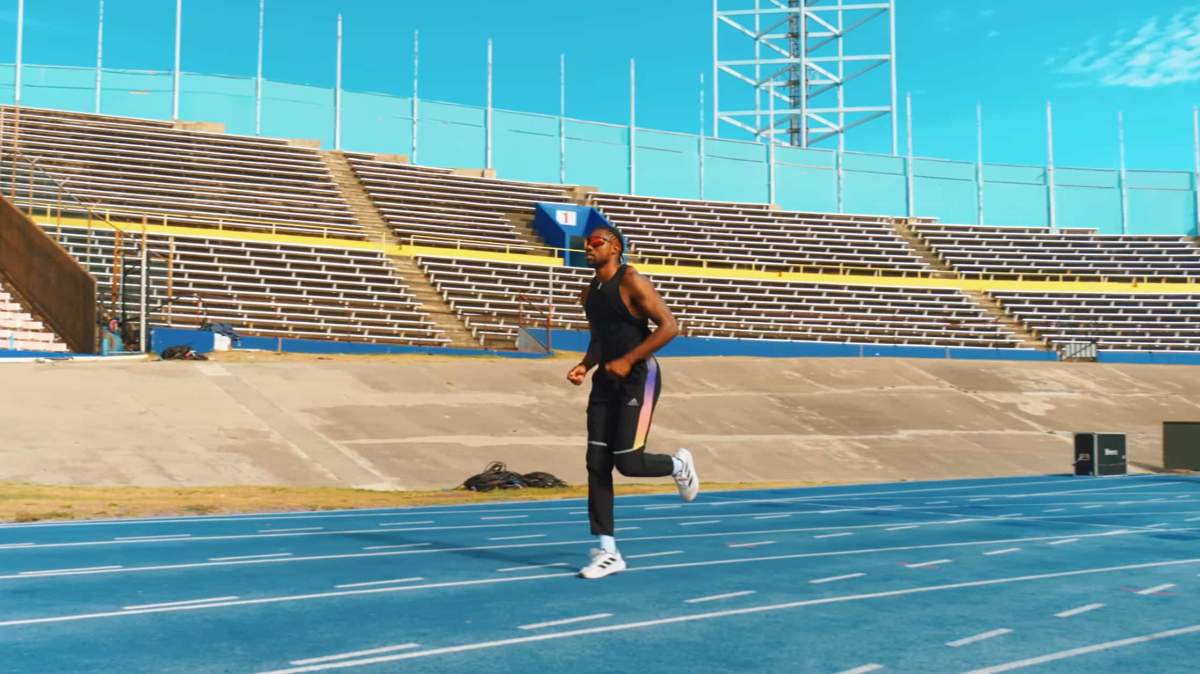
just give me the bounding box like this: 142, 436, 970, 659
2, 474, 1199, 673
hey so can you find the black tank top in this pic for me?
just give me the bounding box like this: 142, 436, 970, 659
584, 264, 650, 364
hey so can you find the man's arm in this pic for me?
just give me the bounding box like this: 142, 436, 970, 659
568, 285, 599, 385
605, 269, 678, 377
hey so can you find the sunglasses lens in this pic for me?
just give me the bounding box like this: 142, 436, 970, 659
586, 237, 605, 248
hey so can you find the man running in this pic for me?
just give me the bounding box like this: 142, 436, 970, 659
566, 223, 699, 580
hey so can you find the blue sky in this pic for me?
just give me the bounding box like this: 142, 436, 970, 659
1, 0, 1198, 171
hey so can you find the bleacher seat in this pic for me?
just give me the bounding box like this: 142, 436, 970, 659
991, 291, 1200, 351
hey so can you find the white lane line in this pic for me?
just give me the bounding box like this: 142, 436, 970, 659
290, 644, 420, 666
624, 550, 683, 560
496, 562, 570, 573
886, 525, 919, 531
835, 665, 883, 674
810, 573, 865, 585
727, 541, 775, 549
1144, 523, 1168, 529
362, 543, 431, 551
378, 521, 434, 527
519, 613, 612, 630
480, 515, 529, 521
487, 534, 546, 541
814, 532, 854, 539
123, 596, 239, 610
1135, 583, 1175, 595
968, 498, 992, 502
1081, 505, 1103, 510
1043, 508, 1065, 513
114, 534, 193, 541
241, 557, 1200, 674
684, 590, 757, 604
0, 543, 34, 549
679, 520, 721, 526
962, 623, 1200, 673
1047, 538, 1079, 546
208, 553, 292, 562
906, 559, 952, 569
1056, 603, 1104, 618
19, 565, 121, 575
1185, 517, 1200, 522
615, 527, 640, 532
752, 514, 789, 520
983, 548, 1020, 556
947, 628, 1012, 647
645, 505, 681, 511
335, 577, 424, 589
568, 511, 587, 516
926, 501, 950, 505
260, 528, 323, 533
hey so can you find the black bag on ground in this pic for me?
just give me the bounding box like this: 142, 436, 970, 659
461, 462, 567, 491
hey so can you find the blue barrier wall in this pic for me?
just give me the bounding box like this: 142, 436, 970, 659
150, 327, 547, 359
2, 63, 1196, 236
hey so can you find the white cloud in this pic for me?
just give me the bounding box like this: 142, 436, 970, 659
1048, 7, 1200, 87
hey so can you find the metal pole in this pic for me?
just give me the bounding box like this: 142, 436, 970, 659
1046, 101, 1057, 230
255, 0, 264, 135
767, 83, 776, 204
559, 54, 566, 184
95, 0, 104, 114
334, 14, 342, 150
905, 92, 913, 217
835, 147, 844, 213
412, 30, 419, 163
172, 0, 181, 120
485, 39, 493, 170
888, 0, 897, 155
1193, 105, 1199, 236
699, 72, 705, 198
797, 2, 807, 148
711, 0, 719, 138
1117, 111, 1128, 234
139, 227, 148, 352
629, 58, 636, 194
976, 102, 984, 225
753, 0, 760, 139
14, 0, 23, 106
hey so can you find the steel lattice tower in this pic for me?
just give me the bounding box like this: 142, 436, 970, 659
712, 0, 897, 153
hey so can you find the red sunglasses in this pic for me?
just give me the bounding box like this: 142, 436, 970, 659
585, 236, 610, 249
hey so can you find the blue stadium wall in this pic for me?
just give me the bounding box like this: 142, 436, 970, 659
2, 64, 1197, 236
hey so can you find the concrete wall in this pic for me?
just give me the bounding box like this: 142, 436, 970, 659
1, 355, 1197, 489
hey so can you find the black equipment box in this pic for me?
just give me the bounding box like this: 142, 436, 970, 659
1163, 422, 1200, 471
1074, 433, 1127, 476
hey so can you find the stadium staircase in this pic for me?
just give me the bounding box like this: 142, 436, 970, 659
962, 289, 1045, 349
0, 277, 68, 352
892, 217, 957, 278
320, 150, 479, 349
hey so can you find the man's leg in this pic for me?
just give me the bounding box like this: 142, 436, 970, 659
611, 358, 674, 478
585, 397, 616, 537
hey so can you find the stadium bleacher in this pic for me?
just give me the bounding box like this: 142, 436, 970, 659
990, 291, 1200, 351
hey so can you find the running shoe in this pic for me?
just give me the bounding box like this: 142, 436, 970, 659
673, 447, 700, 502
579, 548, 626, 579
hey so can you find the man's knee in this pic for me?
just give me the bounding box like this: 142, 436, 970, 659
613, 449, 646, 477
586, 442, 611, 474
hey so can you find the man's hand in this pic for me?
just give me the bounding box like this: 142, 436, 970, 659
567, 363, 588, 386
604, 356, 633, 380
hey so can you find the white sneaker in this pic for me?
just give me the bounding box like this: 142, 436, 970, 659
673, 447, 700, 502
579, 548, 626, 579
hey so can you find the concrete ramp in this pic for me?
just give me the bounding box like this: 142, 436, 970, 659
1, 355, 1197, 488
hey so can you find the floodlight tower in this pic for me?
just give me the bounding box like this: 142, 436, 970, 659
713, 0, 897, 153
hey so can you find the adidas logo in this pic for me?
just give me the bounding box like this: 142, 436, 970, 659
626, 399, 639, 407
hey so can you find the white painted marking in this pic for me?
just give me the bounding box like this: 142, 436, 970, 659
684, 590, 757, 604
208, 553, 292, 562
1099, 529, 1133, 536
378, 521, 434, 527
123, 596, 239, 610
290, 643, 420, 666
480, 515, 528, 521
1056, 603, 1104, 618
983, 548, 1020, 556
814, 533, 854, 539
886, 525, 919, 531
679, 520, 720, 526
752, 514, 789, 520
968, 498, 992, 502
1135, 583, 1175, 595
1047, 538, 1079, 546
947, 629, 1011, 647
335, 577, 424, 589
362, 543, 431, 551
906, 559, 952, 569
727, 541, 775, 549
1177, 495, 1191, 499
624, 550, 682, 560
0, 543, 34, 549
1043, 508, 1065, 513
1081, 505, 1103, 510
496, 562, 570, 572
1187, 517, 1200, 522
487, 534, 546, 541
519, 613, 612, 630
926, 501, 950, 505
114, 534, 193, 541
19, 565, 121, 575
615, 527, 640, 532
260, 528, 323, 534
568, 511, 587, 516
810, 573, 865, 584
835, 665, 883, 674
962, 623, 1200, 673
1144, 523, 1168, 529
